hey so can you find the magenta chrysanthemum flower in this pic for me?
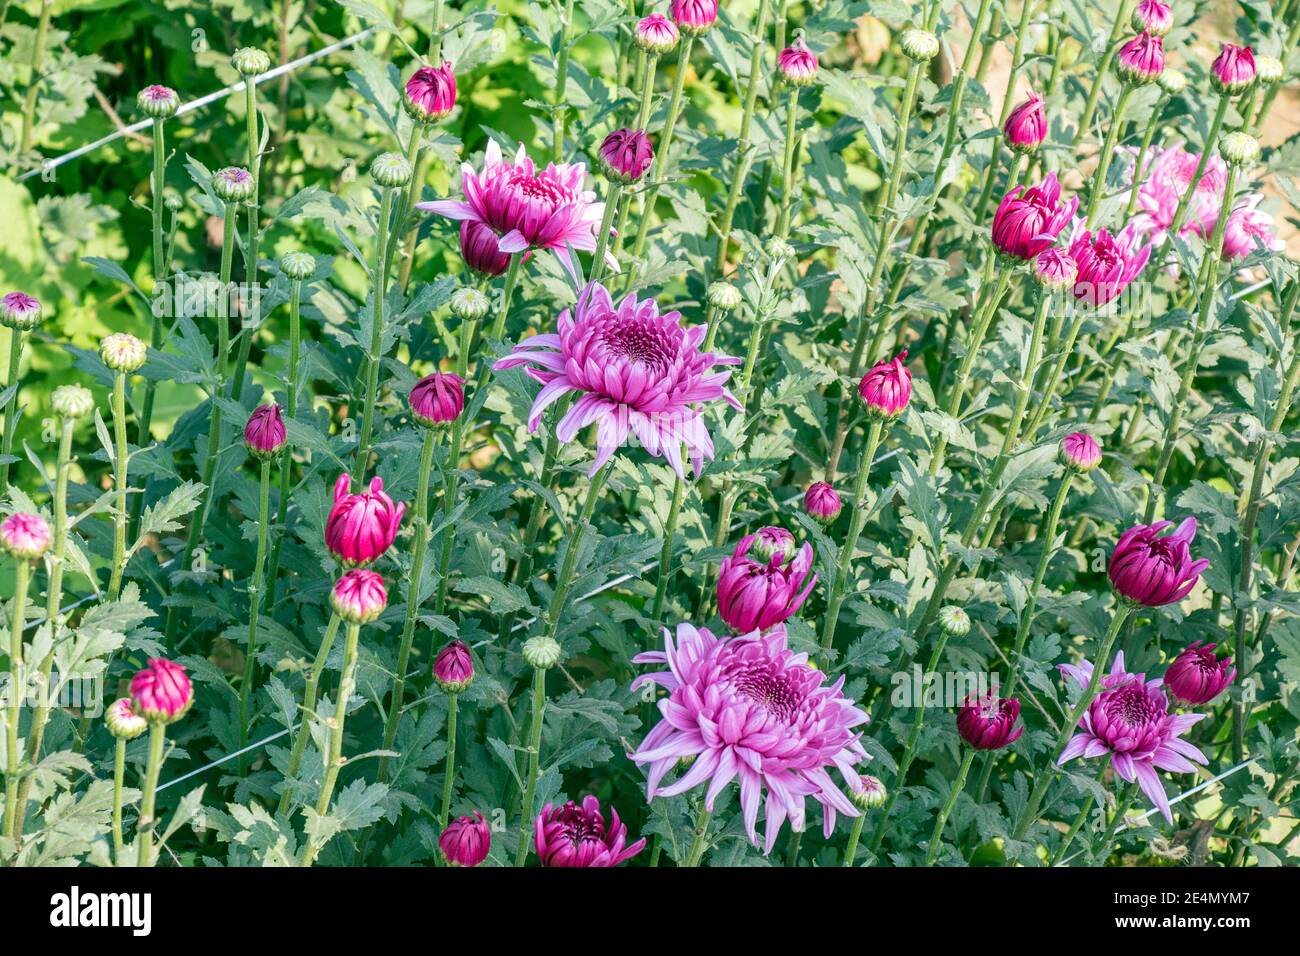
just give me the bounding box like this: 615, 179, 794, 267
1003, 92, 1046, 153
1067, 221, 1151, 307
325, 474, 405, 566
1059, 431, 1102, 471
1108, 516, 1209, 607
129, 658, 194, 724
1128, 144, 1229, 246
244, 403, 286, 459
858, 348, 912, 418
492, 282, 741, 479
433, 639, 475, 693
1115, 32, 1165, 84
716, 534, 818, 634
1220, 195, 1284, 261
598, 128, 654, 184
533, 795, 645, 867
1211, 42, 1256, 94
777, 36, 819, 86
635, 13, 679, 54
991, 173, 1078, 260
440, 812, 490, 866
670, 0, 718, 35
956, 695, 1023, 750
418, 139, 610, 279
330, 568, 388, 624
1131, 0, 1173, 36
1058, 652, 1207, 822
404, 61, 457, 123
803, 481, 842, 523
0, 512, 51, 560
409, 371, 464, 428
1164, 641, 1236, 706
631, 623, 871, 853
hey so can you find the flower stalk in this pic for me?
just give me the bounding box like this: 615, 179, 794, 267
265, 273, 307, 605
1072, 0, 1138, 146
820, 419, 884, 651
107, 370, 131, 601
353, 185, 398, 481
237, 457, 273, 772
135, 722, 167, 866
923, 747, 976, 865
276, 613, 342, 816
2, 556, 31, 840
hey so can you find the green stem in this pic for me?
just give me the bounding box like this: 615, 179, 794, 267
107, 372, 130, 601
378, 428, 438, 780
0, 328, 24, 495
237, 458, 273, 773
820, 420, 884, 652
2, 558, 31, 840
439, 693, 458, 827
17, 0, 51, 155
1091, 786, 1135, 864
298, 621, 362, 866
683, 804, 713, 867
353, 186, 397, 481
1072, 0, 1136, 147
923, 748, 976, 865
552, 0, 577, 162
1124, 95, 1167, 220
775, 86, 801, 238
1011, 603, 1134, 840
265, 277, 304, 606
841, 813, 867, 866
135, 722, 167, 866
233, 76, 262, 400
138, 117, 168, 449
1157, 95, 1229, 265
1084, 84, 1135, 228
650, 473, 685, 622
112, 737, 127, 864
591, 182, 621, 285
514, 664, 549, 866
384, 121, 427, 284
276, 613, 341, 816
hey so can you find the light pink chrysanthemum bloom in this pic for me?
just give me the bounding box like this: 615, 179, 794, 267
1128, 144, 1228, 246
1220, 195, 1284, 261
492, 282, 741, 479
417, 139, 610, 279
1, 512, 51, 560
716, 534, 818, 634
1058, 652, 1207, 822
631, 623, 871, 853
1066, 220, 1151, 308
534, 796, 646, 867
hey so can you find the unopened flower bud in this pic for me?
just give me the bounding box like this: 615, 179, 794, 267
137, 85, 180, 118
938, 605, 970, 637
231, 47, 272, 77
599, 128, 654, 184
635, 13, 679, 55
803, 482, 842, 523
371, 152, 413, 188
523, 635, 562, 670
751, 526, 796, 564
450, 287, 491, 321
100, 333, 147, 373
106, 698, 148, 740
1254, 55, 1284, 84
163, 189, 184, 211
706, 281, 742, 312
898, 28, 939, 62
280, 251, 316, 280
1, 512, 50, 560
404, 62, 457, 123
1219, 131, 1260, 167
778, 36, 819, 86
330, 569, 389, 624
1211, 42, 1256, 95
850, 774, 887, 810
1060, 431, 1102, 471
212, 166, 254, 203
1, 291, 42, 331
1156, 68, 1187, 95
51, 384, 93, 420
130, 658, 194, 724
409, 372, 464, 428
434, 640, 475, 693
244, 403, 287, 458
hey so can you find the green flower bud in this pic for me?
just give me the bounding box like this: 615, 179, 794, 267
898, 28, 939, 62
100, 333, 148, 374
1254, 55, 1284, 85
231, 47, 272, 77
280, 251, 317, 281
450, 288, 491, 321
850, 774, 887, 811
0, 291, 42, 331
106, 698, 149, 740
1155, 69, 1187, 96
136, 85, 180, 119
212, 166, 255, 203
163, 189, 184, 211
522, 635, 562, 670
938, 605, 971, 637
1219, 131, 1260, 168
51, 384, 94, 420
371, 152, 413, 189
706, 281, 742, 312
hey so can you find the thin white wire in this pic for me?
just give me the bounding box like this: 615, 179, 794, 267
1055, 756, 1260, 866
15, 27, 378, 183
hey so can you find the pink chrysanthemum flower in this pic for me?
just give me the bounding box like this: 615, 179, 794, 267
418, 139, 610, 279
635, 13, 679, 55
1004, 91, 1047, 153
1164, 641, 1236, 706
1108, 516, 1209, 607
1059, 431, 1102, 471
716, 534, 818, 634
1211, 42, 1256, 94
777, 36, 819, 86
492, 282, 741, 479
129, 658, 194, 724
631, 623, 871, 853
1057, 652, 1208, 822
598, 128, 654, 184
1220, 195, 1284, 261
991, 173, 1078, 260
1115, 32, 1165, 85
1132, 0, 1173, 36
1128, 144, 1228, 246
325, 474, 405, 566
534, 796, 645, 867
1066, 221, 1151, 308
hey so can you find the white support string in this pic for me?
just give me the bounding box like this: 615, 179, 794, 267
15, 27, 378, 184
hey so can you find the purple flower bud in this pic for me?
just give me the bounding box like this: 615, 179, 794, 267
957, 695, 1024, 750
1, 512, 50, 560
130, 658, 194, 724
330, 568, 388, 624
716, 535, 817, 634
434, 640, 475, 693
534, 795, 645, 867
244, 403, 287, 458
1131, 0, 1173, 37
1003, 92, 1046, 153
325, 475, 405, 566
1116, 32, 1165, 85
635, 14, 679, 55
1059, 431, 1101, 471
670, 0, 718, 36
409, 372, 464, 428
858, 349, 912, 418
1108, 517, 1209, 607
1211, 42, 1256, 94
1, 291, 42, 331
404, 62, 457, 123
598, 128, 654, 184
1164, 641, 1235, 706
803, 481, 842, 523
778, 36, 819, 86
440, 812, 491, 866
